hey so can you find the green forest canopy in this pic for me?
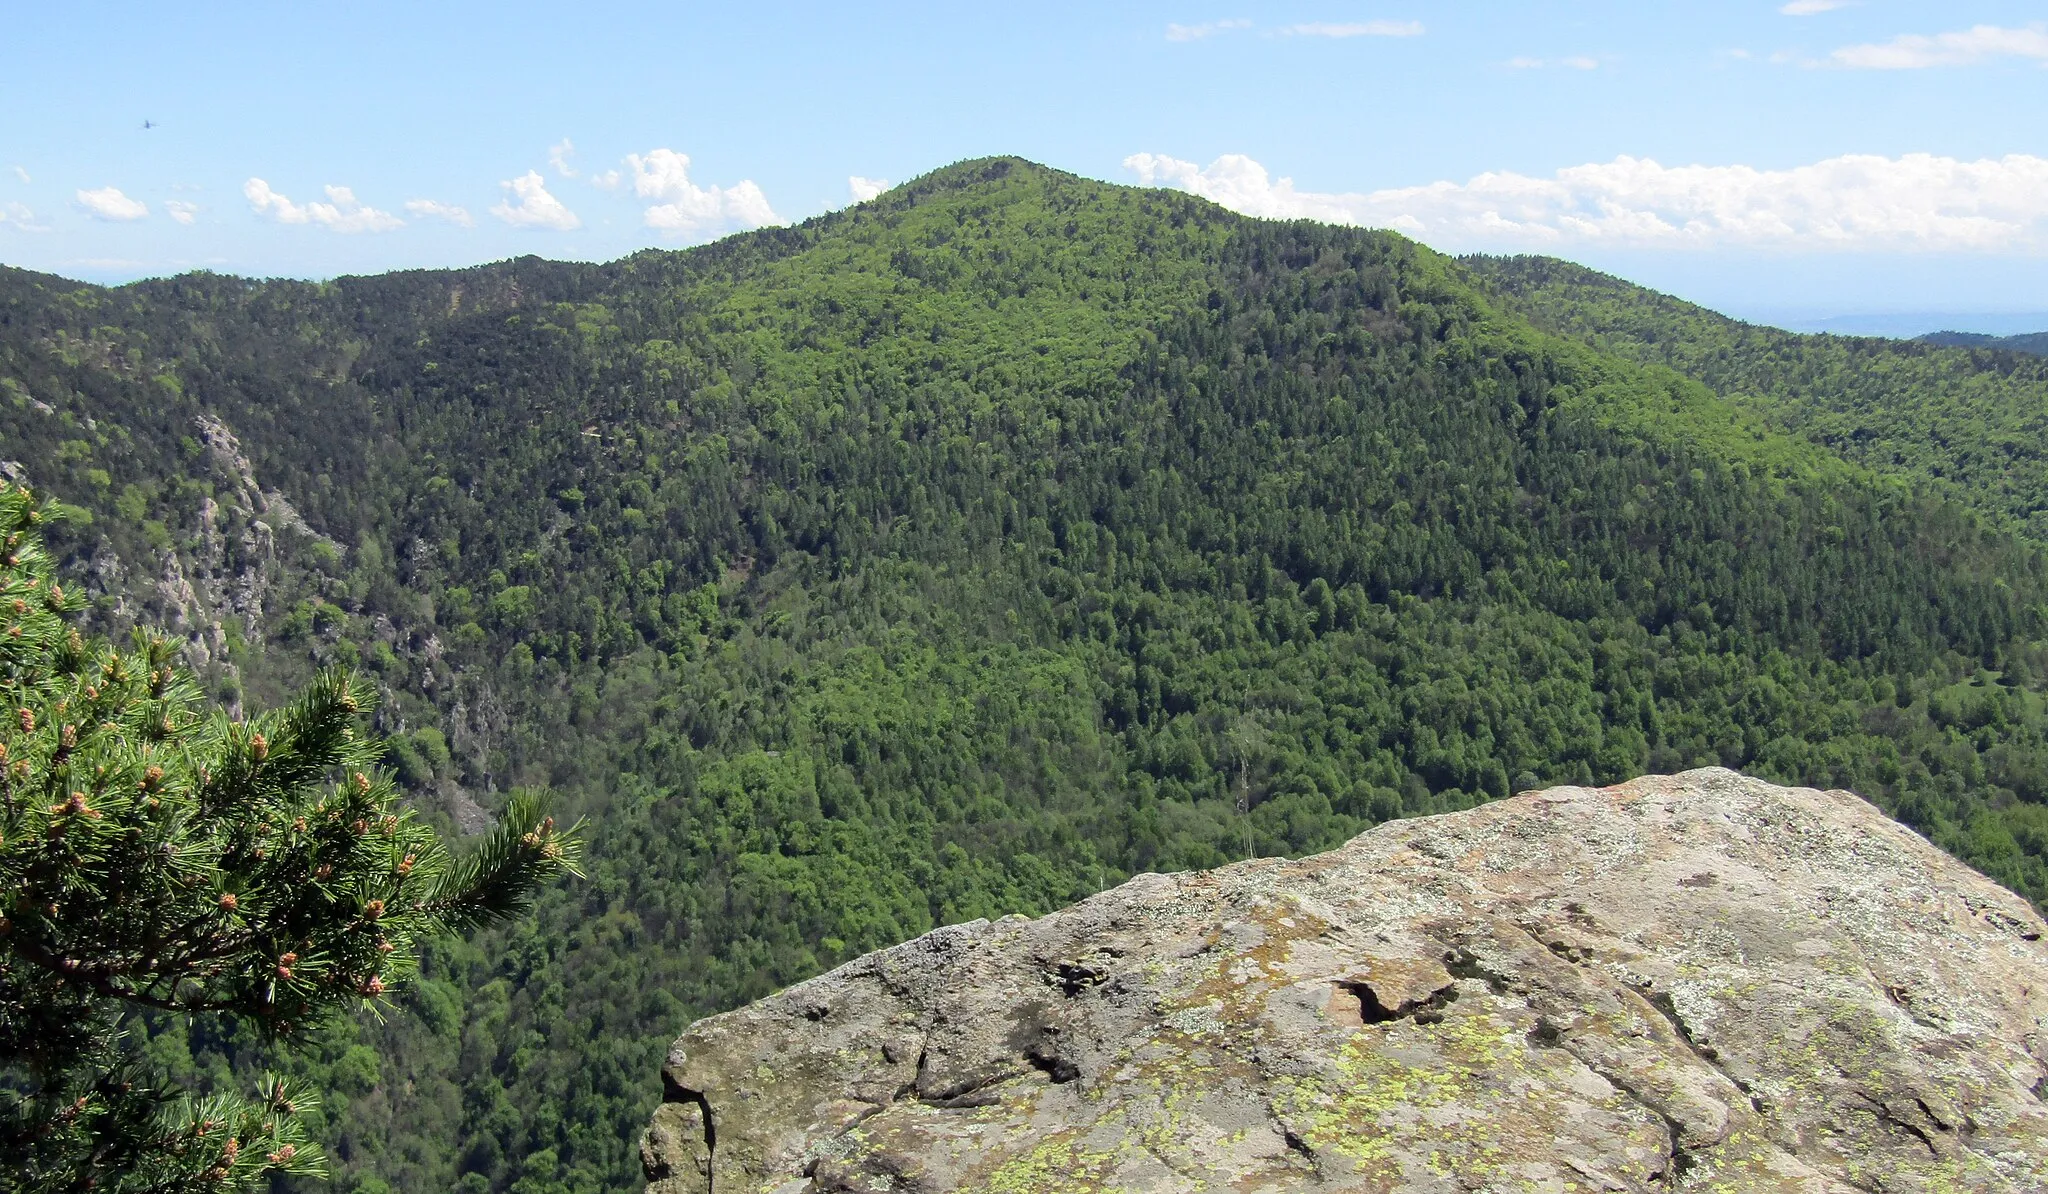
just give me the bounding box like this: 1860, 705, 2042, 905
1467, 254, 2048, 540
7, 157, 2048, 1192
1919, 329, 2048, 358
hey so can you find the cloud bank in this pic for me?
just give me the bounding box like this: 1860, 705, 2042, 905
1279, 21, 1424, 38
244, 180, 404, 232
625, 149, 778, 237
405, 199, 475, 226
1123, 151, 2048, 253
849, 176, 890, 203
164, 200, 198, 226
1830, 23, 2048, 68
1, 202, 40, 232
1165, 19, 1249, 42
491, 171, 580, 230
76, 186, 148, 222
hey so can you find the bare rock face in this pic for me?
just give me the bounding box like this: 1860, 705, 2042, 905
641, 769, 2048, 1192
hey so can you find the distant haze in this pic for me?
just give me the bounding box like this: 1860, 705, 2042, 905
1500, 246, 2048, 341
1761, 312, 2048, 338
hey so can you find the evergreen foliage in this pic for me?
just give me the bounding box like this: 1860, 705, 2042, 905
0, 483, 580, 1191
4, 158, 2048, 1189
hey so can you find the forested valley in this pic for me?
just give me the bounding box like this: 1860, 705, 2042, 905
8, 158, 2048, 1192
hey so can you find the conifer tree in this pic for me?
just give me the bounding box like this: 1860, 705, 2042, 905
0, 482, 582, 1192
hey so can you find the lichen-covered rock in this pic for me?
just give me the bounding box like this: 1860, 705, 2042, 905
641, 769, 2048, 1192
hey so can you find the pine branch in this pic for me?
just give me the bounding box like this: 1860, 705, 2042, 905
418, 789, 584, 933
0, 488, 575, 1190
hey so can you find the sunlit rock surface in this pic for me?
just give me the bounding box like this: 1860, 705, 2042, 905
642, 768, 2048, 1192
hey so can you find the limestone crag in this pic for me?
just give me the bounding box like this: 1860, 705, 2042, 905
642, 769, 2048, 1192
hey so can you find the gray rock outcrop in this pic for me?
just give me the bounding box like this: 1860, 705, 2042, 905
642, 769, 2048, 1192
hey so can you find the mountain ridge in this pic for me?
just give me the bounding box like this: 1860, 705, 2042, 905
1920, 329, 2048, 357
1466, 253, 2048, 540
9, 158, 2048, 1191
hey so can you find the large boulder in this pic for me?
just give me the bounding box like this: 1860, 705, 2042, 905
642, 769, 2048, 1192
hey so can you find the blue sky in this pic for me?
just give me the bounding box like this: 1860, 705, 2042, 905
5, 1, 2046, 330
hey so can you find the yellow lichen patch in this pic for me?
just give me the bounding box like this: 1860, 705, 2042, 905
1275, 1002, 1665, 1190
977, 1126, 1129, 1192
1678, 1125, 1832, 1193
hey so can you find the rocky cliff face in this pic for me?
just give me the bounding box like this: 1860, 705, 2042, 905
641, 769, 2048, 1192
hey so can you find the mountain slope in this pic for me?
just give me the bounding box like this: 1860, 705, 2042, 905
8, 158, 2048, 1192
1922, 329, 2048, 357
1465, 254, 2048, 540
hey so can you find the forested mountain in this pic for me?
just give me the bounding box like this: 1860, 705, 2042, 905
1921, 329, 2048, 357
9, 157, 2048, 1192
1467, 255, 2048, 540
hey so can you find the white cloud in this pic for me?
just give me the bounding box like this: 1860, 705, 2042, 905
164, 200, 199, 226
1279, 20, 1424, 38
491, 170, 580, 230
1508, 55, 1598, 69
310, 186, 404, 233
549, 138, 578, 178
849, 175, 890, 203
1832, 23, 2048, 68
1124, 150, 2048, 254
76, 186, 148, 222
244, 179, 403, 232
1781, 0, 1852, 14
11, 166, 28, 184
624, 149, 779, 237
405, 198, 475, 226
1166, 19, 1249, 41
1, 201, 42, 231
243, 178, 306, 223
